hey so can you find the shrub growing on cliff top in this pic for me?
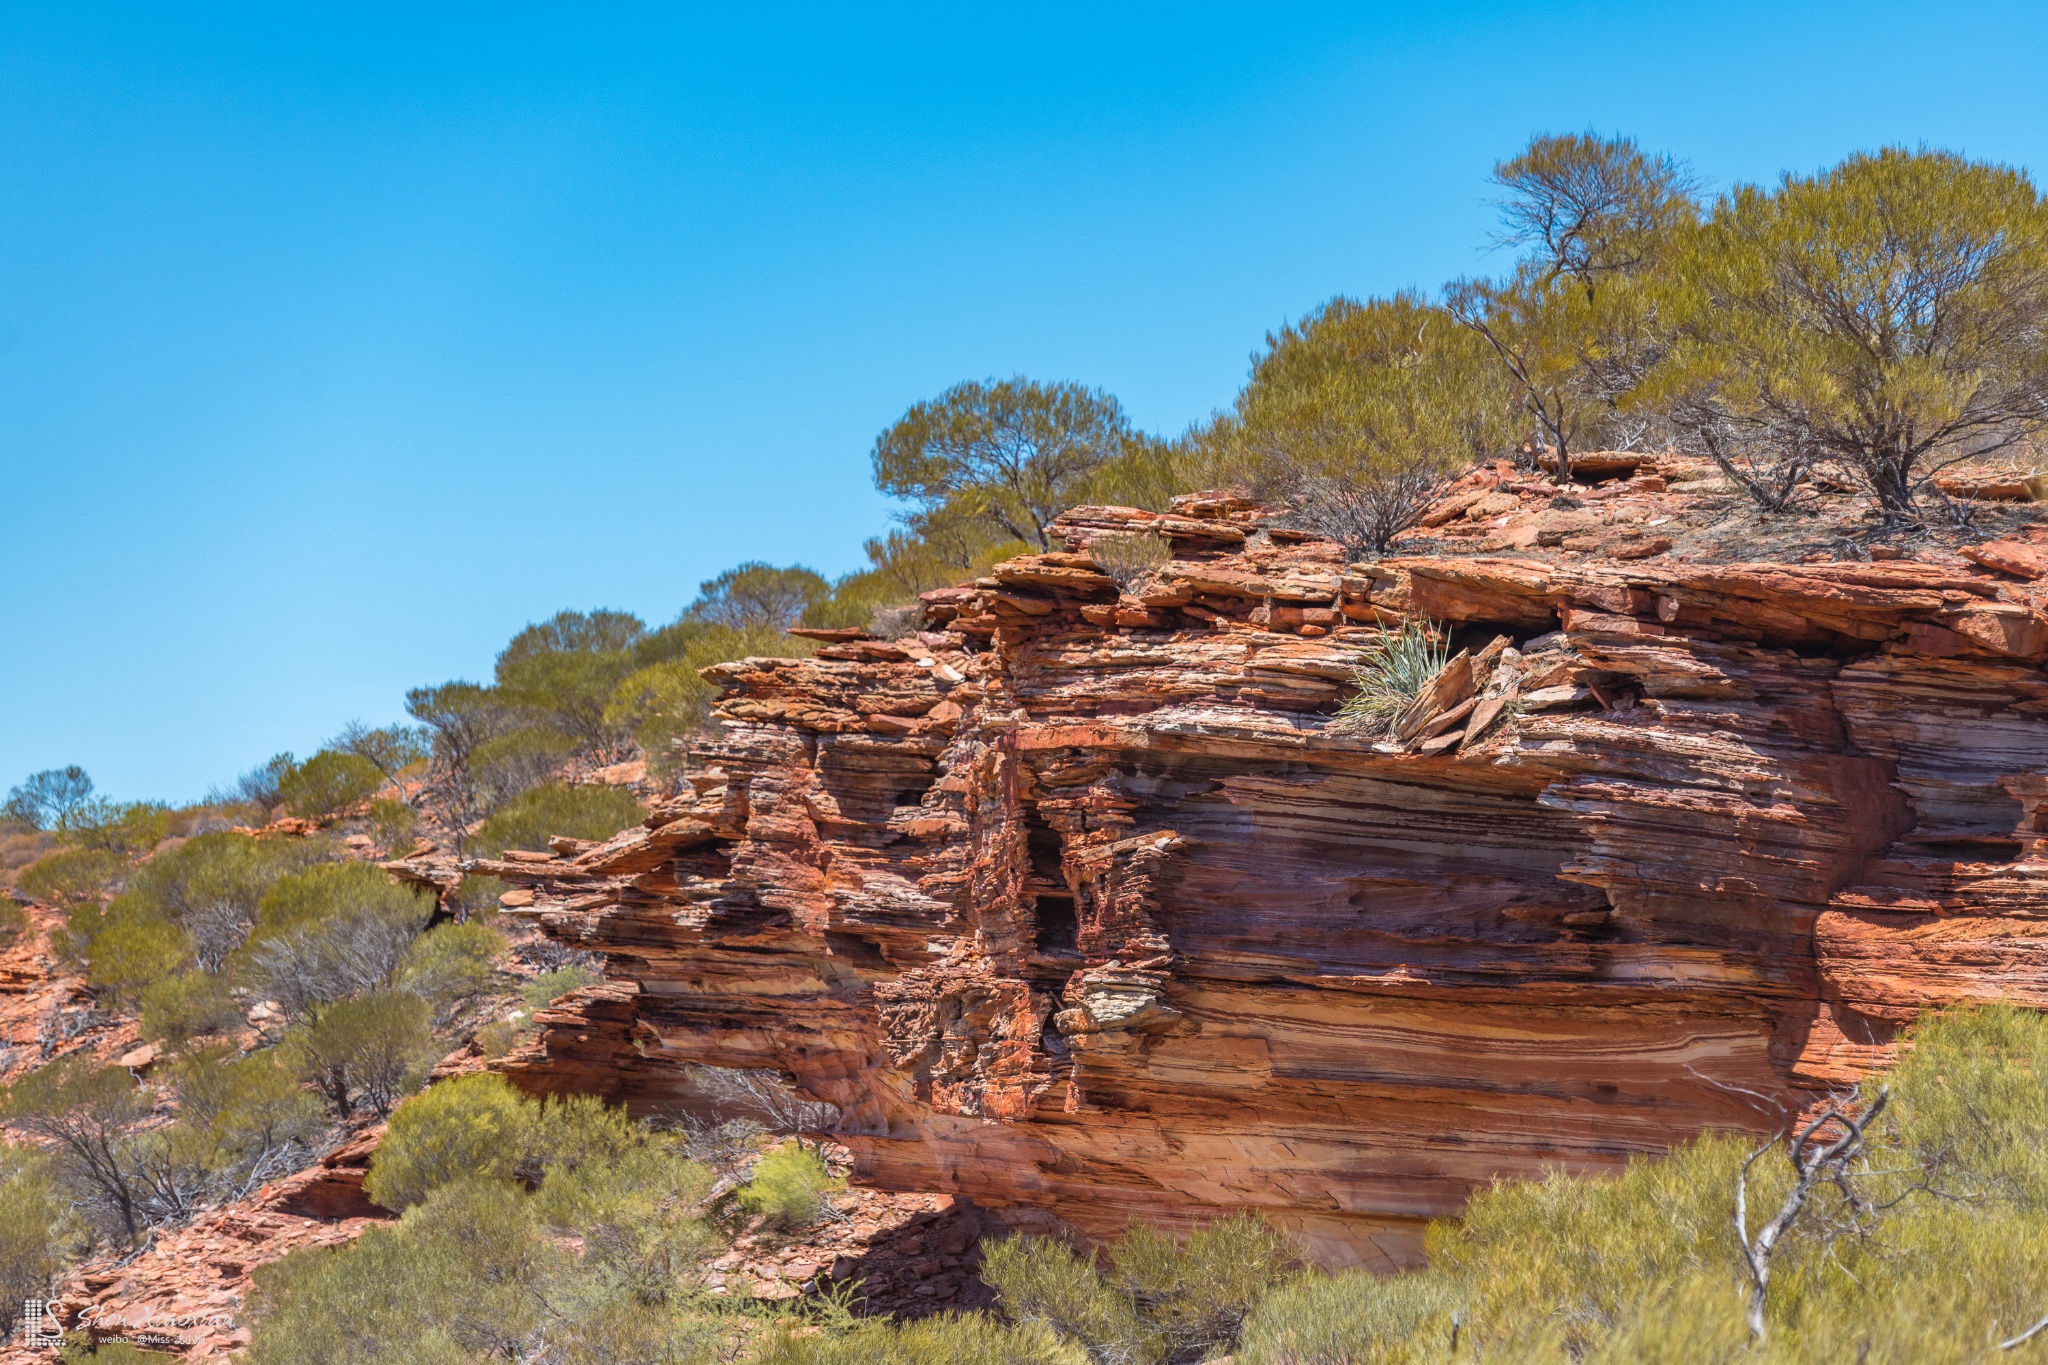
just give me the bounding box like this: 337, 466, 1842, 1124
1230, 292, 1509, 554
473, 781, 645, 859
278, 749, 386, 819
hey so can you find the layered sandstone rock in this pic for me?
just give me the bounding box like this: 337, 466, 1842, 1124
484, 477, 2048, 1269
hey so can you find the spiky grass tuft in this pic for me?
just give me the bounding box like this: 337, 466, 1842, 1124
1336, 619, 1449, 735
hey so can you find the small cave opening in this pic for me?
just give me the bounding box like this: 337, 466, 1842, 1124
1034, 893, 1079, 955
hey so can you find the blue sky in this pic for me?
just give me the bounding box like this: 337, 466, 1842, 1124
5, 2, 2046, 802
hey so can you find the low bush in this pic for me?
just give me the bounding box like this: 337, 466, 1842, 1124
0, 895, 29, 944
474, 782, 645, 859
17, 846, 128, 903
523, 963, 604, 1012
278, 751, 386, 820
286, 991, 437, 1120
736, 1142, 842, 1228
984, 1212, 1297, 1365
753, 1314, 1080, 1365
118, 830, 329, 970
249, 1108, 727, 1365
0, 1141, 73, 1335
139, 968, 244, 1044
240, 863, 432, 1017
1087, 530, 1173, 590
362, 1073, 532, 1211
365, 1075, 646, 1213
85, 901, 196, 1004
399, 921, 503, 1022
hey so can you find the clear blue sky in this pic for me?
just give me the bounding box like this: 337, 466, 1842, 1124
5, 2, 2045, 803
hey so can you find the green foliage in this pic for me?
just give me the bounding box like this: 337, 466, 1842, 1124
57, 799, 173, 855
754, 1313, 1081, 1365
278, 750, 386, 819
364, 1073, 531, 1211
1234, 1005, 2048, 1365
524, 963, 604, 1012
470, 724, 578, 809
117, 829, 329, 971
473, 782, 645, 859
1336, 620, 1451, 735
0, 1141, 73, 1334
139, 968, 243, 1044
605, 624, 813, 775
1655, 147, 2048, 514
363, 798, 416, 849
329, 721, 432, 782
0, 894, 29, 943
250, 1145, 732, 1365
4, 765, 95, 830
241, 862, 432, 1017
1447, 133, 1699, 482
164, 1046, 325, 1176
984, 1213, 1297, 1365
18, 846, 128, 903
1231, 293, 1508, 553
286, 990, 437, 1120
86, 899, 195, 1003
736, 1142, 843, 1228
1237, 1268, 1461, 1365
495, 611, 649, 749
399, 921, 504, 1021
874, 377, 1135, 552
1, 1055, 151, 1240
687, 563, 832, 631
365, 1075, 650, 1213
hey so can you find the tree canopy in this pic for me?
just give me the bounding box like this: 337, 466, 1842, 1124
872, 377, 1133, 551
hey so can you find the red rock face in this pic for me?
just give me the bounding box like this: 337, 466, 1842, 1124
488, 491, 2048, 1269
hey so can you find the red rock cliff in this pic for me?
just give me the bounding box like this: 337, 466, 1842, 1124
484, 478, 2048, 1269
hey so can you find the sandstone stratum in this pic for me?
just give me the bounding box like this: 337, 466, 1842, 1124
469, 459, 2048, 1271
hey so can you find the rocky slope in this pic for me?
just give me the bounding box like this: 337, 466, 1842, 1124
480, 461, 2048, 1270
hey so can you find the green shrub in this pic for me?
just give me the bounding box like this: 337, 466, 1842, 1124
455, 873, 510, 918
736, 1142, 842, 1228
250, 1143, 731, 1365
247, 1177, 555, 1365
984, 1213, 1296, 1365
474, 782, 644, 859
399, 921, 503, 1022
0, 1141, 72, 1335
475, 1018, 521, 1059
471, 726, 579, 810
278, 751, 386, 820
162, 1046, 325, 1182
0, 895, 28, 944
753, 1313, 1080, 1365
286, 991, 437, 1120
364, 1073, 533, 1211
86, 902, 195, 1003
119, 830, 329, 970
241, 863, 432, 1017
140, 968, 243, 1044
366, 1076, 648, 1214
523, 963, 603, 1012
364, 799, 416, 850
17, 846, 128, 903
56, 799, 172, 855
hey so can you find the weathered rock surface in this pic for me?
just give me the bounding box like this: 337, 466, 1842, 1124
485, 476, 2048, 1269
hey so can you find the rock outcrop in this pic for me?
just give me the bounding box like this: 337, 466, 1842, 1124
487, 470, 2048, 1269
